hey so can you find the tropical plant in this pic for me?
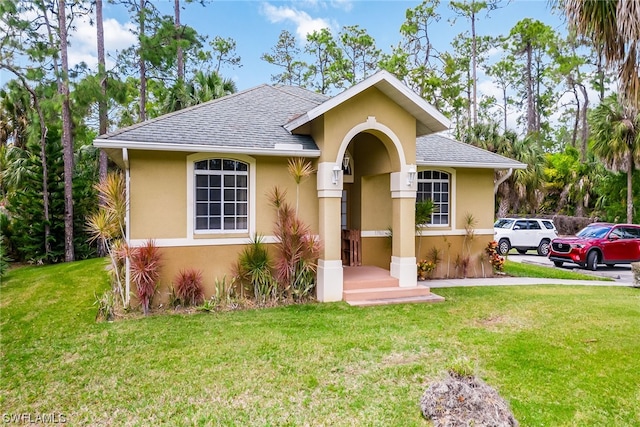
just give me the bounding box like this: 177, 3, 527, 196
564, 0, 640, 108
287, 158, 314, 216
415, 198, 436, 258
589, 94, 640, 223
484, 241, 505, 272
129, 240, 162, 315
94, 289, 115, 322
174, 268, 204, 306
269, 189, 321, 301
86, 172, 128, 307
234, 235, 275, 304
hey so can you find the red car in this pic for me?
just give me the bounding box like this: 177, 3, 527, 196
548, 223, 640, 270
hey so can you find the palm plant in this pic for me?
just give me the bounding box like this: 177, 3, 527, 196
589, 94, 640, 223
415, 199, 436, 259
564, 0, 640, 108
287, 158, 314, 216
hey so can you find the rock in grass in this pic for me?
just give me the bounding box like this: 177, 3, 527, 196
420, 371, 519, 427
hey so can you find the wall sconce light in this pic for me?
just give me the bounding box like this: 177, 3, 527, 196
407, 166, 416, 186
332, 164, 341, 185
342, 153, 350, 171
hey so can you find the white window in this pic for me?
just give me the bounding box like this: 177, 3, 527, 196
417, 170, 450, 225
194, 159, 248, 231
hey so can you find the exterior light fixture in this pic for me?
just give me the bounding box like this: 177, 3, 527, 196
407, 166, 417, 186
342, 153, 350, 170
332, 164, 341, 185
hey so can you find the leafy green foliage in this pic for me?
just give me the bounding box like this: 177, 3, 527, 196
234, 235, 275, 304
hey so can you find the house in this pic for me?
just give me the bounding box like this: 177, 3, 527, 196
94, 71, 525, 304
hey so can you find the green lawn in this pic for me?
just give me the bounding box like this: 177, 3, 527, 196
503, 259, 613, 281
1, 259, 639, 426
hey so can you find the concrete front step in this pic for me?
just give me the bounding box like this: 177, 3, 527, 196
346, 293, 445, 307
343, 266, 399, 290
343, 285, 432, 302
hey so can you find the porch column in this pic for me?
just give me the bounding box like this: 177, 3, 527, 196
390, 167, 417, 287
316, 162, 343, 302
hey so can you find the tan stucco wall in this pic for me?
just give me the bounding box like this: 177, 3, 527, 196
128, 152, 319, 240
254, 156, 319, 234
316, 87, 417, 166
129, 150, 188, 239
361, 174, 392, 230
361, 237, 392, 268
415, 234, 494, 279
454, 168, 495, 230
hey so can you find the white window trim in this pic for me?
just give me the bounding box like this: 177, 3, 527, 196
417, 167, 456, 229
186, 153, 256, 237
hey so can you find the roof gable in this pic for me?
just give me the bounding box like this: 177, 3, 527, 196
283, 70, 450, 136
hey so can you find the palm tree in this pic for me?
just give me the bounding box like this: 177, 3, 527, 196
564, 0, 640, 108
589, 94, 640, 223
161, 71, 237, 113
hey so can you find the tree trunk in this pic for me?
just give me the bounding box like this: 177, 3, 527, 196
174, 0, 184, 81
96, 0, 108, 181
627, 150, 634, 223
502, 86, 507, 131
526, 42, 535, 134
58, 0, 75, 262
139, 0, 147, 121
578, 83, 589, 162
471, 7, 477, 127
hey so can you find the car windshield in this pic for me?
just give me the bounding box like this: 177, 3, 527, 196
494, 219, 514, 229
576, 225, 612, 238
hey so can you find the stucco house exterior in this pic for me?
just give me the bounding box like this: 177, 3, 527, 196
94, 71, 525, 304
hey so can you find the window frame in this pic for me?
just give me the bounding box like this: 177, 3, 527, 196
187, 153, 256, 237
416, 169, 452, 227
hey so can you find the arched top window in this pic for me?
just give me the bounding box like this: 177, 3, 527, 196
417, 170, 450, 225
194, 159, 248, 231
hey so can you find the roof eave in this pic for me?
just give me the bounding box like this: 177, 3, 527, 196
93, 139, 321, 158
417, 161, 527, 170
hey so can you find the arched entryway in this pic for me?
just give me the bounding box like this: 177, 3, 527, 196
316, 117, 418, 302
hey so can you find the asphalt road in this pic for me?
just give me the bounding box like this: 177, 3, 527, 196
504, 250, 635, 285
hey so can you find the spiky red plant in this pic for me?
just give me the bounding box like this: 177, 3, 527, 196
269, 190, 321, 300
130, 240, 162, 315
174, 269, 205, 306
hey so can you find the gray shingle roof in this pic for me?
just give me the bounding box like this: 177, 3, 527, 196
417, 133, 526, 169
96, 84, 328, 152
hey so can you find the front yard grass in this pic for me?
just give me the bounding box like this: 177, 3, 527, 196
503, 259, 612, 281
1, 258, 638, 425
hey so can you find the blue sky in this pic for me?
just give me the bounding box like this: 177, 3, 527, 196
77, 0, 565, 91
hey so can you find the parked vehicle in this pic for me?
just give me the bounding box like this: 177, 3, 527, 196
493, 218, 557, 256
549, 223, 640, 270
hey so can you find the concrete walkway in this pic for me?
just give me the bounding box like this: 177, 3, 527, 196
426, 276, 635, 288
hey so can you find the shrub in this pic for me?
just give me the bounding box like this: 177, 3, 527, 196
130, 240, 162, 315
234, 235, 275, 304
485, 241, 505, 272
174, 269, 204, 306
94, 290, 115, 322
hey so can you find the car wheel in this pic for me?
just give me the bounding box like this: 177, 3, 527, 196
553, 261, 563, 267
537, 239, 551, 256
498, 239, 510, 255
516, 249, 527, 255
586, 251, 599, 271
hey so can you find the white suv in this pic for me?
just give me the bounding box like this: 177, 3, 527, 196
494, 218, 558, 256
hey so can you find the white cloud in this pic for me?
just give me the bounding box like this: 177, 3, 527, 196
68, 16, 137, 71
261, 3, 332, 40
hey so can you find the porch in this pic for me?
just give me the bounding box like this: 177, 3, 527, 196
342, 265, 445, 306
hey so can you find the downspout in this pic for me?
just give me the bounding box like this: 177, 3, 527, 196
494, 168, 513, 195
123, 148, 131, 308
